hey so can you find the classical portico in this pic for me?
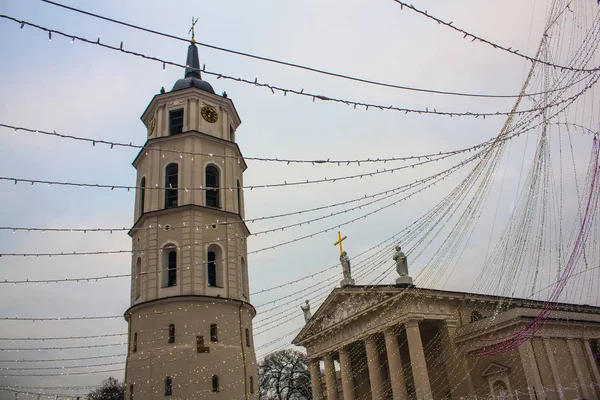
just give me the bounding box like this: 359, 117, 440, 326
292, 286, 600, 400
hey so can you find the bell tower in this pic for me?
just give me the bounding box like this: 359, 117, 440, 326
124, 35, 257, 399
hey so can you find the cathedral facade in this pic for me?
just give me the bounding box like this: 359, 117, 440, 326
293, 285, 600, 400
123, 40, 258, 399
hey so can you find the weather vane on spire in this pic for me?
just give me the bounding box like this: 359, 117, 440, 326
188, 17, 199, 44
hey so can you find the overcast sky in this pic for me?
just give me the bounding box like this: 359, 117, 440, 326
0, 0, 599, 397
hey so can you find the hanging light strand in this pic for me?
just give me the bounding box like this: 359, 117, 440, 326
1, 15, 597, 118
390, 0, 600, 73
0, 122, 492, 165
38, 0, 593, 98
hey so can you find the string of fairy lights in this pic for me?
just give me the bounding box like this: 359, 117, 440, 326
1, 140, 596, 388
1, 14, 599, 119
0, 148, 484, 259
2, 124, 596, 390
105, 7, 600, 396
0, 149, 473, 193
0, 73, 596, 264
390, 0, 600, 73
1, 0, 600, 398
0, 122, 493, 166
37, 0, 595, 98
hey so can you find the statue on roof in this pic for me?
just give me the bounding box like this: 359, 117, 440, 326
300, 300, 311, 323
340, 251, 355, 287
335, 231, 355, 287
394, 245, 413, 286
394, 245, 408, 276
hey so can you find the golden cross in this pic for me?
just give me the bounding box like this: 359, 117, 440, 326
334, 231, 347, 255
188, 17, 199, 44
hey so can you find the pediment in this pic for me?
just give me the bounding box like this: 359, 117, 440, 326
293, 289, 396, 344
481, 362, 510, 376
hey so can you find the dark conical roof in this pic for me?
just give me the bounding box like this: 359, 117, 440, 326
172, 42, 215, 94
184, 44, 200, 79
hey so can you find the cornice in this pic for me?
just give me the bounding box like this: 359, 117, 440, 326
129, 203, 251, 238
131, 130, 248, 171
124, 294, 256, 320
140, 87, 242, 127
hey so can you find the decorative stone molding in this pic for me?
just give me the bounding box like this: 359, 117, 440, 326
314, 294, 386, 332
481, 362, 512, 399
167, 99, 186, 107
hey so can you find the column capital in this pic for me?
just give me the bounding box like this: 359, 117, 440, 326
338, 346, 349, 356
308, 357, 321, 364
383, 325, 398, 336
443, 319, 460, 329
404, 318, 422, 328
364, 334, 377, 345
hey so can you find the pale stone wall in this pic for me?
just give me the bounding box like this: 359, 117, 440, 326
133, 134, 245, 220
294, 287, 600, 400
129, 208, 248, 304
126, 84, 255, 399
125, 297, 257, 399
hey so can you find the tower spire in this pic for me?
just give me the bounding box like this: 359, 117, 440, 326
185, 17, 201, 79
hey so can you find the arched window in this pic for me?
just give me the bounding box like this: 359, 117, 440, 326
236, 179, 242, 214
165, 163, 178, 209
250, 376, 254, 394
245, 328, 251, 347
207, 251, 217, 287
168, 324, 175, 343
139, 177, 146, 215
134, 258, 141, 299
205, 165, 220, 208
212, 375, 219, 392
470, 310, 483, 323
241, 257, 247, 299
133, 332, 137, 352
492, 380, 509, 400
210, 324, 218, 342
165, 376, 173, 396
129, 384, 134, 400
161, 246, 177, 288
207, 244, 223, 288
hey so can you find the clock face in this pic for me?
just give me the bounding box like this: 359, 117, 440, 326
201, 106, 218, 123
147, 118, 156, 136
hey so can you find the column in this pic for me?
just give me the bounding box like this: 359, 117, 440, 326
583, 340, 600, 398
188, 98, 198, 131
518, 340, 544, 400
309, 359, 324, 400
383, 327, 408, 399
405, 319, 433, 400
543, 339, 566, 400
440, 321, 475, 398
338, 346, 355, 400
567, 339, 592, 399
182, 100, 189, 131
365, 336, 385, 400
156, 104, 165, 136
324, 353, 339, 400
